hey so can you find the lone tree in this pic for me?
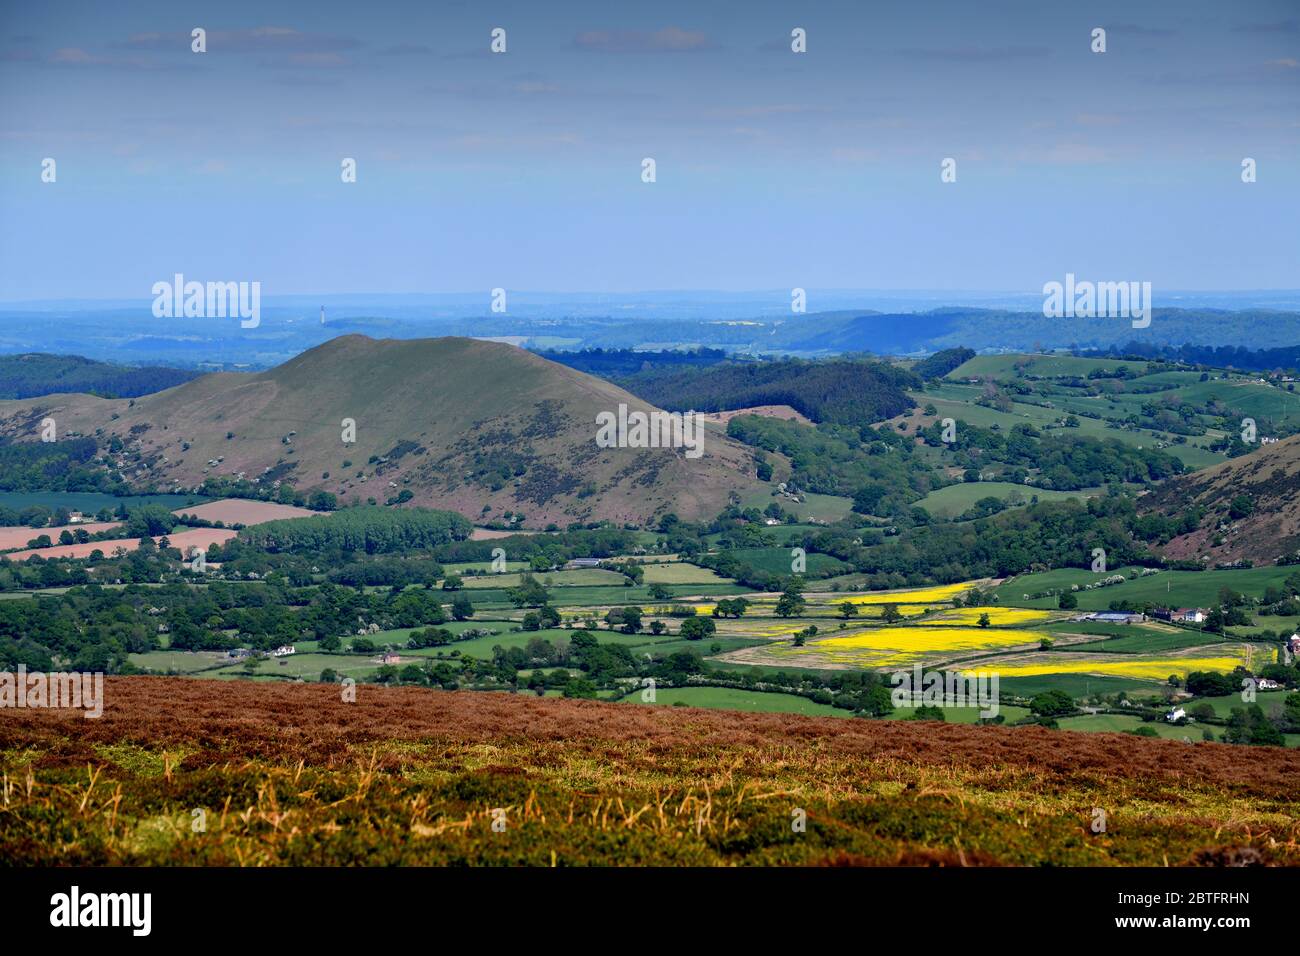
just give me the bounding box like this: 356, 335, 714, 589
451, 593, 474, 621
775, 588, 806, 618
679, 616, 716, 641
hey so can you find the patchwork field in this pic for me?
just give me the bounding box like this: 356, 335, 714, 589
787, 625, 1050, 668
51, 553, 1294, 739
1, 527, 238, 561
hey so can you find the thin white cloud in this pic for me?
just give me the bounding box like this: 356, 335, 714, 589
574, 27, 713, 53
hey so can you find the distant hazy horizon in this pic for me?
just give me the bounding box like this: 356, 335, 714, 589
3, 288, 1299, 312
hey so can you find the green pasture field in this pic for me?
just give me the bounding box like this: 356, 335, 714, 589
1057, 630, 1232, 654
641, 636, 769, 657
996, 673, 1164, 698
1184, 690, 1293, 719
916, 385, 1225, 469
640, 562, 729, 585
739, 489, 854, 523
723, 547, 849, 576
1233, 615, 1300, 637
617, 685, 850, 718
207, 652, 380, 682
947, 354, 1151, 379
442, 561, 529, 575
366, 625, 682, 660
994, 566, 1298, 611
1135, 370, 1217, 388
916, 481, 1093, 518
1055, 713, 1210, 742
458, 582, 750, 609
127, 650, 230, 674
1058, 712, 1299, 747
460, 568, 627, 588
1041, 619, 1167, 638
884, 704, 1031, 725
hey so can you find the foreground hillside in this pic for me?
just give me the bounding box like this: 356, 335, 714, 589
0, 336, 766, 527
2, 678, 1296, 866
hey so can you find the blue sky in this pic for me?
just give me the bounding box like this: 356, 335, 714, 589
0, 0, 1296, 301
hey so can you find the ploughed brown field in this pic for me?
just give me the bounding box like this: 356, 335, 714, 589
0, 522, 122, 552
0, 527, 237, 562
2, 677, 1297, 866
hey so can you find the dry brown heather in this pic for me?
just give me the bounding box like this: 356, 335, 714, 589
2, 677, 1298, 866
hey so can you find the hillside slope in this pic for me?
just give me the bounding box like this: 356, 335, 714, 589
0, 336, 767, 526
1145, 435, 1300, 564
4, 677, 1296, 866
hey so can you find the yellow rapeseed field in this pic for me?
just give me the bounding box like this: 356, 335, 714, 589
831, 602, 931, 618
920, 606, 1053, 626
983, 652, 1252, 681
757, 624, 811, 637
841, 581, 980, 606
810, 625, 1046, 666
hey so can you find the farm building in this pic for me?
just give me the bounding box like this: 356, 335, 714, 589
1152, 607, 1205, 624
1088, 611, 1146, 624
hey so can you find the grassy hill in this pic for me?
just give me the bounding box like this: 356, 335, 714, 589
0, 336, 767, 527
